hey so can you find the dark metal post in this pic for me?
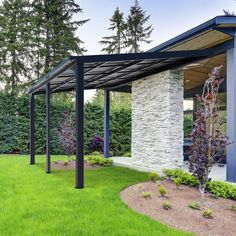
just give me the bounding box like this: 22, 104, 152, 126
226, 40, 236, 182
46, 83, 51, 173
104, 90, 110, 158
30, 93, 35, 164
75, 60, 84, 189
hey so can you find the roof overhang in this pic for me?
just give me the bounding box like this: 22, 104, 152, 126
28, 16, 236, 95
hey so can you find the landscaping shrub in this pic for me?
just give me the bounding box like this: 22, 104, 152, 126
158, 185, 167, 197
202, 208, 213, 219
89, 135, 104, 153
143, 191, 152, 198
0, 92, 131, 155
163, 168, 236, 200
163, 168, 199, 187
206, 181, 236, 200
148, 172, 160, 182
188, 201, 200, 210
230, 205, 236, 212
173, 177, 182, 189
87, 155, 113, 167
162, 200, 171, 210
123, 152, 131, 157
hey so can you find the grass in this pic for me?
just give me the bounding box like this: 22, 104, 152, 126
0, 155, 193, 236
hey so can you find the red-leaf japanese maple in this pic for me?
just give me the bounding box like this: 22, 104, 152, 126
189, 66, 230, 200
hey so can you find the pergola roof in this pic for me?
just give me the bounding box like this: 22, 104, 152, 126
28, 16, 236, 95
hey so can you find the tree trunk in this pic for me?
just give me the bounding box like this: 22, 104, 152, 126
199, 182, 206, 201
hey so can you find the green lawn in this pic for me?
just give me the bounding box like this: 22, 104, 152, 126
0, 155, 193, 236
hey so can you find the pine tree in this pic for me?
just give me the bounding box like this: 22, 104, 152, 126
31, 0, 89, 75
223, 9, 235, 16
0, 0, 89, 93
126, 0, 153, 53
99, 7, 126, 54
0, 0, 32, 93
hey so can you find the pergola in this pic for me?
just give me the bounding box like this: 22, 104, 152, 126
28, 16, 236, 188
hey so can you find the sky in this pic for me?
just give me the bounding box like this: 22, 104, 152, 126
76, 0, 236, 101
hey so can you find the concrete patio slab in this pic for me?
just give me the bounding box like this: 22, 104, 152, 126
112, 157, 227, 181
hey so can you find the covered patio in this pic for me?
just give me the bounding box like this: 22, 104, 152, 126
28, 16, 236, 188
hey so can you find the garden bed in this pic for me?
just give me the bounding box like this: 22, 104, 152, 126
121, 180, 236, 236
52, 160, 100, 170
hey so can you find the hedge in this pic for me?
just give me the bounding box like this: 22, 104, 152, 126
0, 92, 131, 156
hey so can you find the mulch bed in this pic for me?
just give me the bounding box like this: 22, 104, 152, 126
52, 160, 100, 170
120, 180, 236, 236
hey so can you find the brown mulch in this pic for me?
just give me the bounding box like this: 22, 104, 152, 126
52, 160, 100, 170
120, 180, 236, 236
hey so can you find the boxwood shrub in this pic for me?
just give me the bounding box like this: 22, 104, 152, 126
163, 168, 236, 200
206, 181, 236, 200
162, 168, 199, 187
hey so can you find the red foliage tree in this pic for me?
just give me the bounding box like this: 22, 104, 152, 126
189, 66, 230, 200
56, 111, 75, 162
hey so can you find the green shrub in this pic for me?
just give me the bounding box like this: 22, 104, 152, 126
0, 92, 131, 156
173, 177, 182, 189
202, 208, 213, 219
162, 169, 236, 201
162, 200, 171, 210
158, 185, 167, 197
91, 151, 101, 156
163, 168, 199, 187
87, 155, 113, 167
123, 152, 131, 157
143, 191, 152, 198
206, 181, 236, 200
230, 205, 236, 212
188, 201, 200, 210
148, 172, 160, 182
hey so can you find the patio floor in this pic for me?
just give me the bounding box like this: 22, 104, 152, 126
112, 157, 227, 181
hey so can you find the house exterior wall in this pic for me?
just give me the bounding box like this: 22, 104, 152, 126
131, 69, 184, 170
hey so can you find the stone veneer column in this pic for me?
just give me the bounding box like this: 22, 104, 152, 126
131, 69, 183, 170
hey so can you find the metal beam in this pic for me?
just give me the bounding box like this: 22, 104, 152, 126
226, 44, 236, 182
29, 93, 35, 164
28, 58, 75, 94
46, 83, 51, 174
71, 49, 212, 64
75, 60, 84, 189
104, 90, 110, 158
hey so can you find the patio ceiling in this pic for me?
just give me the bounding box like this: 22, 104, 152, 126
28, 16, 236, 95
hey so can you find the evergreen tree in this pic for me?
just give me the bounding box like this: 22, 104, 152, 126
99, 7, 126, 54
223, 9, 235, 16
0, 0, 89, 93
0, 0, 32, 93
126, 0, 153, 53
31, 0, 89, 75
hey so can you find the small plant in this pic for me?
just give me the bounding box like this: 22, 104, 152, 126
92, 151, 101, 156
162, 168, 199, 187
188, 201, 200, 210
143, 191, 152, 198
123, 152, 131, 157
87, 155, 113, 167
90, 135, 104, 153
202, 208, 213, 219
230, 205, 236, 212
173, 177, 182, 189
158, 185, 167, 197
162, 200, 171, 210
64, 161, 69, 166
148, 172, 160, 182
